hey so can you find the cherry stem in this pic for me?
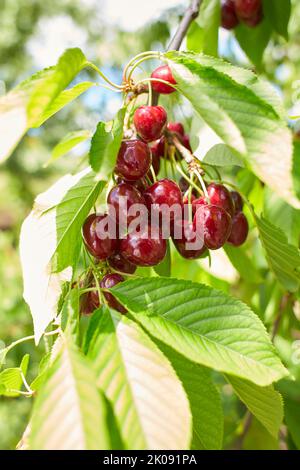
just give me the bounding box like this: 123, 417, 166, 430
149, 164, 157, 182
194, 168, 209, 199
134, 77, 178, 92
123, 51, 160, 82
87, 62, 123, 90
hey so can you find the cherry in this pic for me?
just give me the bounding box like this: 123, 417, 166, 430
82, 214, 117, 260
134, 105, 167, 142
221, 0, 239, 29
172, 219, 207, 260
143, 178, 183, 221
115, 140, 151, 181
234, 0, 261, 20
207, 183, 234, 216
80, 287, 100, 315
120, 225, 166, 266
227, 212, 249, 246
107, 183, 145, 225
151, 137, 165, 159
167, 122, 185, 136
100, 273, 127, 314
151, 149, 161, 175
242, 6, 263, 27
183, 193, 196, 207
192, 196, 207, 215
151, 65, 176, 94
194, 204, 232, 250
179, 177, 190, 194
108, 252, 137, 274
182, 134, 192, 152
231, 191, 243, 214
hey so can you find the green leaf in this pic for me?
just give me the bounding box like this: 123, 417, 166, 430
51, 170, 105, 272
263, 0, 291, 40
0, 354, 29, 397
61, 289, 80, 344
34, 82, 95, 127
111, 278, 288, 386
235, 17, 272, 69
29, 341, 113, 450
87, 307, 192, 450
89, 107, 125, 176
165, 52, 298, 208
153, 240, 171, 277
27, 48, 87, 127
226, 375, 283, 439
224, 245, 262, 283
47, 130, 92, 166
203, 144, 244, 167
30, 353, 51, 392
255, 215, 300, 292
158, 342, 223, 450
187, 0, 220, 56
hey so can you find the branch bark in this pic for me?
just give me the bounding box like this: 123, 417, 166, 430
167, 0, 202, 51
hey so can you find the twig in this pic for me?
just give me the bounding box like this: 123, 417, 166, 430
152, 0, 202, 105
233, 412, 252, 450
167, 0, 202, 51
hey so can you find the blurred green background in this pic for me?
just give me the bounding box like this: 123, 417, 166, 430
1, 0, 300, 450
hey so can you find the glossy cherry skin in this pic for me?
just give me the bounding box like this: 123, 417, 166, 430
82, 214, 117, 260
100, 273, 127, 314
192, 196, 207, 215
207, 183, 234, 216
108, 252, 137, 274
234, 0, 261, 20
151, 65, 176, 94
194, 204, 232, 250
151, 148, 161, 175
144, 178, 183, 221
172, 219, 207, 259
134, 106, 167, 142
120, 225, 166, 267
231, 191, 243, 214
221, 0, 239, 29
227, 212, 249, 246
115, 140, 151, 181
107, 183, 145, 225
167, 122, 185, 136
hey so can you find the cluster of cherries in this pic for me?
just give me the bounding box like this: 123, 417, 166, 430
80, 64, 249, 315
221, 0, 263, 30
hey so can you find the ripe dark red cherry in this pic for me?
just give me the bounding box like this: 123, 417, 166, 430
207, 183, 234, 216
221, 0, 239, 29
231, 191, 243, 214
82, 214, 117, 260
120, 225, 166, 266
172, 219, 207, 259
182, 134, 192, 152
227, 212, 249, 246
151, 149, 161, 175
134, 106, 167, 142
100, 273, 127, 314
107, 183, 145, 225
151, 137, 165, 159
80, 287, 100, 315
192, 196, 207, 215
167, 122, 185, 136
242, 6, 263, 27
143, 178, 183, 220
234, 0, 261, 20
151, 65, 177, 94
115, 140, 151, 181
194, 204, 232, 250
108, 252, 137, 274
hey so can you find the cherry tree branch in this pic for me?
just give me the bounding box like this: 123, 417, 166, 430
167, 0, 202, 51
